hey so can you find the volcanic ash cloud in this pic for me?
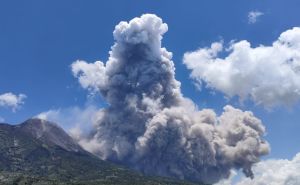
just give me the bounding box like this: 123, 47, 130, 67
71, 14, 269, 184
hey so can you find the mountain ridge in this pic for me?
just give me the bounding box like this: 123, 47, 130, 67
19, 118, 84, 153
0, 118, 203, 185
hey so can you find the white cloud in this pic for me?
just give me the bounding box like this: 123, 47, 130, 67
184, 27, 300, 109
0, 92, 27, 112
248, 11, 264, 24
71, 60, 107, 92
220, 153, 300, 185
0, 116, 4, 122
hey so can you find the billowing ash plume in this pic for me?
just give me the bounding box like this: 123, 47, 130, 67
71, 14, 269, 184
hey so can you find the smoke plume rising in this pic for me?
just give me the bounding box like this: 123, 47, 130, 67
71, 14, 269, 184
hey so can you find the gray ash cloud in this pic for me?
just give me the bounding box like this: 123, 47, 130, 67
71, 14, 269, 184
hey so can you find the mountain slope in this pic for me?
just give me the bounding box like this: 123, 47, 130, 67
0, 118, 201, 185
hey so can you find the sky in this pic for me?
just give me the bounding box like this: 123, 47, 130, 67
1, 1, 300, 184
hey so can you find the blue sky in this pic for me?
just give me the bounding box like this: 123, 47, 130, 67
1, 0, 300, 164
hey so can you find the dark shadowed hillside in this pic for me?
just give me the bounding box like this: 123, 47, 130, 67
0, 118, 204, 185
